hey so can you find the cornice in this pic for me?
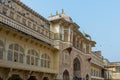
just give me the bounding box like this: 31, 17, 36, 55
12, 0, 49, 23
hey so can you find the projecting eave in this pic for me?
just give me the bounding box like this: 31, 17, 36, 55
90, 41, 96, 47
74, 29, 96, 46
48, 17, 63, 22
48, 17, 79, 29
72, 22, 80, 29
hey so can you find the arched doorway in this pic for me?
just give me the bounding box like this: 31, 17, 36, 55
63, 70, 69, 80
8, 74, 23, 80
28, 76, 37, 80
86, 74, 89, 80
43, 77, 49, 80
73, 58, 81, 79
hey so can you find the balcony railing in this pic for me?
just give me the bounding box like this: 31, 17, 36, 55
91, 53, 104, 67
0, 11, 54, 45
0, 59, 57, 74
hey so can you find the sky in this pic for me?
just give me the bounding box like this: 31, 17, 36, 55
21, 0, 120, 62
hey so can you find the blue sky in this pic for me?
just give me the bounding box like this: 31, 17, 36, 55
21, 0, 120, 62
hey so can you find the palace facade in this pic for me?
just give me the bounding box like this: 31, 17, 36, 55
90, 51, 104, 80
104, 60, 120, 80
0, 0, 58, 80
48, 11, 95, 80
0, 0, 116, 80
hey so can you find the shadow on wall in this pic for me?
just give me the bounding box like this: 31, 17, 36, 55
28, 76, 37, 80
8, 74, 23, 80
0, 77, 3, 80
73, 76, 82, 80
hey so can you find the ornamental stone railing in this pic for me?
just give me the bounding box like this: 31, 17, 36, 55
0, 10, 54, 45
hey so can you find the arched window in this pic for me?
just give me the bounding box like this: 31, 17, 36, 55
0, 40, 4, 60
73, 58, 81, 78
26, 49, 39, 66
41, 54, 50, 68
8, 44, 24, 63
74, 58, 80, 71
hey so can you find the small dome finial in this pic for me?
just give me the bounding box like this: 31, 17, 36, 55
56, 10, 58, 15
50, 12, 52, 16
62, 9, 64, 14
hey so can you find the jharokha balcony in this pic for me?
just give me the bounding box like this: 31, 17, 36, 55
0, 0, 54, 45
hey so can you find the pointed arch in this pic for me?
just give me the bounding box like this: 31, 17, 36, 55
73, 58, 80, 71
63, 70, 69, 80
73, 57, 81, 78
86, 74, 89, 80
